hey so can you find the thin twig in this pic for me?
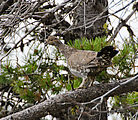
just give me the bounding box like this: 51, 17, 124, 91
0, 22, 41, 61
78, 107, 84, 120
84, 1, 86, 35
108, 7, 137, 43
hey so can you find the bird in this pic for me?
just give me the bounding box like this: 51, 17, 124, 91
46, 36, 119, 88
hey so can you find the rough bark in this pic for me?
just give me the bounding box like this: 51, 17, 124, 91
63, 0, 108, 41
0, 75, 137, 120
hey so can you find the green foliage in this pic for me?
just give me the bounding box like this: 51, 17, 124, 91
0, 44, 67, 103
113, 42, 137, 78
68, 36, 107, 51
66, 77, 82, 90
113, 92, 138, 112
127, 92, 138, 105
0, 64, 13, 86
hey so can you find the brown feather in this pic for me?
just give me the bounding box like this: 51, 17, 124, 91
46, 36, 118, 88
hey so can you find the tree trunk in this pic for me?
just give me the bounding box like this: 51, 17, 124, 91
64, 0, 108, 41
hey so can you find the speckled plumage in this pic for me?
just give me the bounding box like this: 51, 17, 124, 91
46, 36, 118, 88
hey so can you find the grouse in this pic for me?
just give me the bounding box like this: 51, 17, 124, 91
46, 36, 119, 88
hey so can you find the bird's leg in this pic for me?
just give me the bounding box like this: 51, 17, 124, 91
68, 73, 75, 91
78, 76, 95, 89
78, 78, 87, 89
88, 76, 95, 87
78, 78, 90, 89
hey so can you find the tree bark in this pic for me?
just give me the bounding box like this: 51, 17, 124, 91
63, 0, 108, 41
0, 75, 137, 120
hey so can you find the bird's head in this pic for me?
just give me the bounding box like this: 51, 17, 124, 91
46, 36, 62, 46
97, 46, 119, 59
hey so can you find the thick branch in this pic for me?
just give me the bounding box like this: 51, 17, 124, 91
0, 75, 138, 120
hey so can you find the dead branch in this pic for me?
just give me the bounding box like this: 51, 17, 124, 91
0, 75, 137, 120
108, 6, 137, 43
0, 22, 41, 61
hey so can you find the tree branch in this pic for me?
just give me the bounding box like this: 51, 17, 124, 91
0, 0, 14, 15
0, 75, 138, 120
0, 22, 41, 61
108, 5, 137, 43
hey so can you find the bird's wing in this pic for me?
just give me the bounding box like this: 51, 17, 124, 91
67, 50, 99, 68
